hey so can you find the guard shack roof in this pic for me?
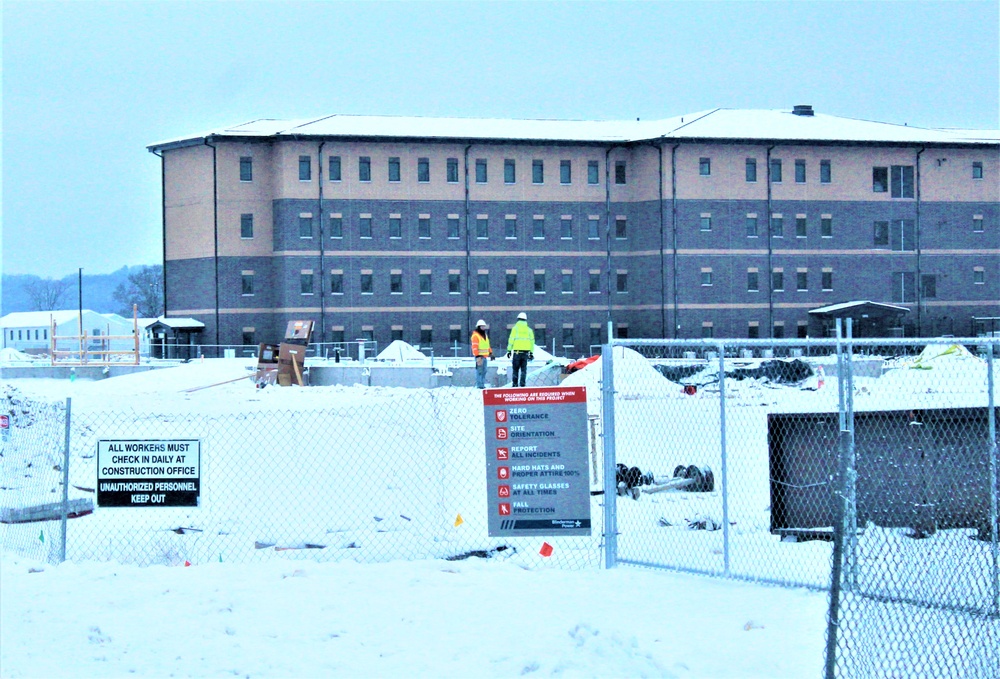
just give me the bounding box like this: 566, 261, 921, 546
808, 301, 911, 318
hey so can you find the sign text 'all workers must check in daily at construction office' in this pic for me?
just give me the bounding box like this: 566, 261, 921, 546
483, 386, 591, 537
97, 440, 201, 507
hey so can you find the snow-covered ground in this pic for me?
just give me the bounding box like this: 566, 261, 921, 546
2, 345, 997, 678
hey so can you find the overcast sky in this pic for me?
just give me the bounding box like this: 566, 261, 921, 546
2, 0, 998, 279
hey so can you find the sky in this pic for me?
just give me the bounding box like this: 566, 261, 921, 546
2, 0, 998, 280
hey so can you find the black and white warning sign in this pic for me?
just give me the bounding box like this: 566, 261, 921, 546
483, 387, 591, 537
97, 439, 201, 507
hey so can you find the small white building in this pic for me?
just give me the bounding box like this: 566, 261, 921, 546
0, 310, 137, 356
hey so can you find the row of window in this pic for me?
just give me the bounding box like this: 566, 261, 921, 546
242, 212, 625, 241
241, 266, 986, 299
7, 328, 49, 341
240, 155, 625, 186
241, 155, 987, 188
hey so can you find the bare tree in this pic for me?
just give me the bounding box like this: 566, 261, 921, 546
23, 278, 72, 311
113, 265, 164, 318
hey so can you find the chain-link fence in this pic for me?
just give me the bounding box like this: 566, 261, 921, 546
599, 333, 999, 679
1, 387, 604, 570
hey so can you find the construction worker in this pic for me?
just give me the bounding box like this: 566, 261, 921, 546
470, 319, 493, 389
505, 312, 535, 387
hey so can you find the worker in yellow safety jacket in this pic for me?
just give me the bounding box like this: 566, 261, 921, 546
505, 312, 535, 387
471, 319, 493, 389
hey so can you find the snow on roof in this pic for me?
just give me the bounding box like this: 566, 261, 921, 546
149, 316, 206, 330
809, 301, 910, 315
0, 310, 100, 327
375, 340, 429, 362
149, 108, 998, 150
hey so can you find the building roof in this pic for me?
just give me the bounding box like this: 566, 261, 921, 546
0, 310, 127, 327
148, 316, 206, 330
149, 107, 999, 151
809, 301, 911, 315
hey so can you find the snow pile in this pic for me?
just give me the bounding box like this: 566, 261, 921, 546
375, 340, 428, 363
561, 346, 675, 404
0, 347, 41, 363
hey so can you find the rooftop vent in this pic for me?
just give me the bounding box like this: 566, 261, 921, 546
792, 105, 815, 116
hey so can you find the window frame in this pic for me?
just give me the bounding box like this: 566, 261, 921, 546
388, 157, 401, 183
504, 159, 516, 184
475, 158, 487, 184
329, 155, 342, 182
240, 213, 254, 239
588, 160, 599, 185
795, 159, 806, 183
973, 161, 984, 180
532, 159, 544, 184
745, 157, 757, 183
359, 156, 371, 182
699, 157, 711, 176
417, 157, 430, 183
239, 156, 253, 182
298, 155, 312, 181
241, 273, 254, 296
614, 160, 626, 185
447, 157, 459, 183
820, 159, 831, 184
560, 160, 571, 184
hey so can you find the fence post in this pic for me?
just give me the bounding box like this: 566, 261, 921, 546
844, 319, 857, 588
601, 341, 617, 569
717, 342, 730, 576
59, 397, 72, 564
987, 346, 998, 617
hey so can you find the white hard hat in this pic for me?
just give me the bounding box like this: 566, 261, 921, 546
517, 312, 527, 320
476, 319, 486, 328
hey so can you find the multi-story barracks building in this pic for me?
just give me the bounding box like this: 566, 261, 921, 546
148, 106, 998, 355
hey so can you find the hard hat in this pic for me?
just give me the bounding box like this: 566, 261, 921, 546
517, 312, 527, 320
476, 319, 486, 328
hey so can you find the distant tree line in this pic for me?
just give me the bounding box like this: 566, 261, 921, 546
2, 266, 163, 317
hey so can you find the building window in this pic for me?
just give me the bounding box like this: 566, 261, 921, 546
361, 328, 374, 342
448, 272, 461, 294
240, 156, 253, 182
360, 216, 372, 238
702, 324, 714, 339
614, 161, 626, 184
390, 272, 403, 294
506, 272, 518, 293
588, 217, 600, 240
562, 326, 574, 348
418, 216, 431, 238
534, 272, 546, 294
797, 270, 808, 291
874, 220, 890, 246
773, 324, 785, 339
329, 156, 341, 181
820, 159, 831, 183
699, 216, 712, 232
561, 272, 573, 293
616, 326, 628, 339
359, 156, 371, 182
299, 155, 311, 181
746, 216, 758, 237
822, 271, 833, 291
921, 274, 936, 298
891, 219, 916, 251
241, 273, 254, 296
299, 215, 313, 238
388, 157, 401, 182
972, 215, 984, 233
772, 271, 784, 291
974, 268, 986, 285
615, 217, 627, 239
893, 271, 916, 303
746, 158, 757, 182
588, 160, 599, 185
447, 217, 460, 239
505, 216, 517, 239
560, 217, 572, 239
589, 326, 601, 349
330, 273, 343, 294
331, 329, 345, 344
795, 159, 806, 183
560, 160, 571, 184
417, 157, 430, 183
504, 159, 516, 184
589, 271, 601, 293
532, 216, 545, 239
240, 214, 254, 239
873, 166, 888, 192
419, 272, 432, 294
821, 216, 833, 238
389, 217, 402, 239
475, 159, 487, 183
536, 327, 547, 346
449, 328, 461, 345
748, 324, 760, 339
532, 159, 544, 184
891, 165, 914, 198
300, 272, 314, 295
701, 269, 713, 286
329, 215, 343, 238
796, 216, 807, 238
747, 271, 759, 292
771, 215, 783, 238
616, 272, 628, 293
447, 157, 459, 183
242, 329, 255, 346
699, 157, 711, 176
477, 272, 490, 294
420, 328, 433, 346
797, 323, 808, 339
391, 328, 404, 342
476, 216, 489, 239
973, 161, 983, 180
770, 159, 782, 183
